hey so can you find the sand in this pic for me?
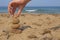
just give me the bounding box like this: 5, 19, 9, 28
0, 13, 60, 40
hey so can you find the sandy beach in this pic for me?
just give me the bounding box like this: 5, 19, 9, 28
0, 13, 60, 40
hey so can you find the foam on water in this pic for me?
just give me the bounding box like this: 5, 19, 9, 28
25, 9, 37, 13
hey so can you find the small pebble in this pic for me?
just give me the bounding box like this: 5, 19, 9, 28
11, 24, 20, 29
12, 18, 20, 24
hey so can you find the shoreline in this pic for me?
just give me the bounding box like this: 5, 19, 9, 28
0, 12, 60, 14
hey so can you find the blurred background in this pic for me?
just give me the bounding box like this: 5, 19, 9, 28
0, 0, 60, 14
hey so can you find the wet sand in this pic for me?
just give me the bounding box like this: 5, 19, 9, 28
0, 13, 60, 40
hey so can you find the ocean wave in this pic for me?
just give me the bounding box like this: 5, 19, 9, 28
25, 9, 37, 12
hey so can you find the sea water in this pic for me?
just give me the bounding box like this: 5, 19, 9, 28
0, 6, 60, 14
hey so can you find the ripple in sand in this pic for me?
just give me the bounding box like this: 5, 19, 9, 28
41, 29, 51, 35
49, 25, 60, 31
40, 33, 53, 40
28, 35, 37, 39
32, 23, 42, 26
